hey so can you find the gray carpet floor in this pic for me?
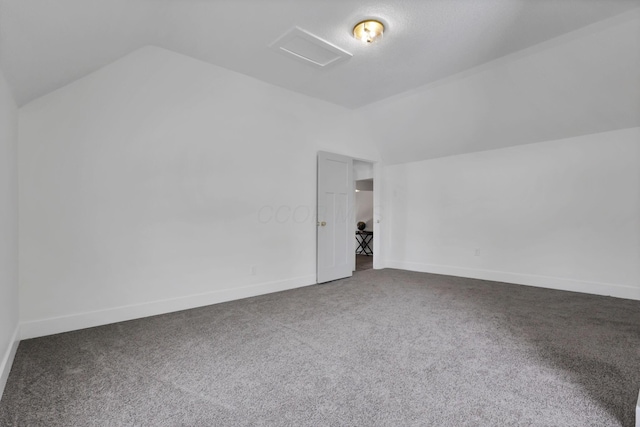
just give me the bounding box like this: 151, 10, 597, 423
356, 255, 373, 271
1, 269, 639, 426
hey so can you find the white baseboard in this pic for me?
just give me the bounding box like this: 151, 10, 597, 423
0, 325, 20, 402
384, 260, 640, 301
20, 275, 316, 340
636, 388, 639, 427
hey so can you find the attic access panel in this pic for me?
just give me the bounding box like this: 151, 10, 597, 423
270, 27, 352, 68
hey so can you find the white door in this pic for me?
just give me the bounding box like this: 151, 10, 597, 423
317, 151, 353, 283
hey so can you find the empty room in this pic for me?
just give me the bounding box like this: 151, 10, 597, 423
1, 0, 639, 425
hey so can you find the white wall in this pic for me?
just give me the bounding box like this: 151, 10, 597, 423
353, 160, 373, 181
383, 128, 640, 300
0, 66, 19, 399
362, 10, 640, 165
19, 46, 379, 338
366, 9, 640, 300
355, 191, 374, 232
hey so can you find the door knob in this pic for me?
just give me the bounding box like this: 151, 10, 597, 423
317, 221, 327, 227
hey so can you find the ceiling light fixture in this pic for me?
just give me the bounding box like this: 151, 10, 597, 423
353, 20, 384, 44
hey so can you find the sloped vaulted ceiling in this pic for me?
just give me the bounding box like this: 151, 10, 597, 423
362, 11, 640, 164
1, 0, 638, 163
1, 0, 638, 108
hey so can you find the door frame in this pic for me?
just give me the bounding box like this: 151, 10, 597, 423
316, 152, 381, 283
352, 158, 382, 271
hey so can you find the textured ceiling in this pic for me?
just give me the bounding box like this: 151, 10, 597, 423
1, 0, 639, 108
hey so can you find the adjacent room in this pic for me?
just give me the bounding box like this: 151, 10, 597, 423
1, 0, 639, 425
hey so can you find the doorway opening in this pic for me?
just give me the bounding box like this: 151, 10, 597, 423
353, 159, 376, 273
317, 153, 379, 284
355, 178, 374, 271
